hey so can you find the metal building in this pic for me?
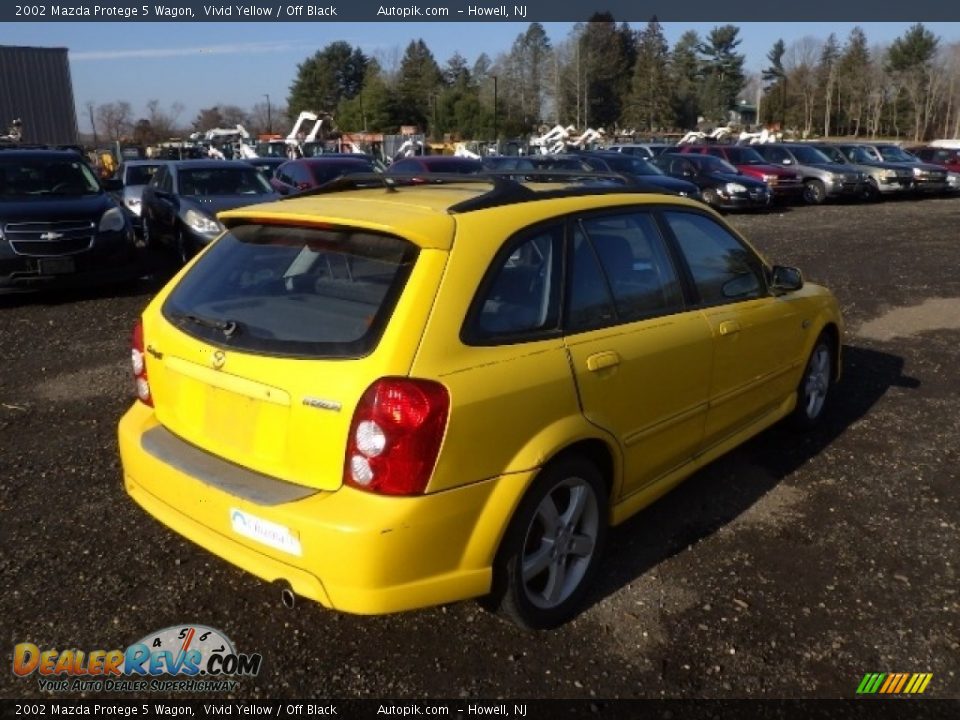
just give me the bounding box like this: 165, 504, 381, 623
0, 45, 79, 145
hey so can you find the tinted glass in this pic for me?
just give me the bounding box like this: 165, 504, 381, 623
473, 228, 562, 339
580, 213, 683, 321
0, 157, 100, 197
307, 160, 375, 185
758, 146, 791, 163
178, 167, 273, 196
723, 147, 767, 165
163, 224, 418, 358
789, 146, 831, 164
568, 226, 616, 332
124, 164, 163, 186
877, 146, 915, 162
664, 212, 764, 305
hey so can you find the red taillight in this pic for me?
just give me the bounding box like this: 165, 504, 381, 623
131, 319, 153, 407
344, 378, 449, 496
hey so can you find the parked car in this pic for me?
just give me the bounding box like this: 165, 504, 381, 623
909, 145, 960, 173
678, 145, 803, 201
751, 143, 865, 204
270, 156, 378, 195
605, 143, 672, 159
386, 156, 484, 180
577, 151, 702, 199
119, 176, 843, 629
483, 154, 600, 183
116, 160, 169, 235
809, 143, 913, 200
0, 148, 138, 292
246, 156, 286, 180
654, 152, 772, 211
835, 143, 948, 194
140, 160, 279, 265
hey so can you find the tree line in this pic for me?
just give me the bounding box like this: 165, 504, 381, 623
87, 18, 960, 145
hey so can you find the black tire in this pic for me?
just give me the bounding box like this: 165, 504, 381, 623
702, 188, 720, 208
803, 179, 826, 205
790, 333, 835, 430
488, 454, 608, 630
862, 179, 882, 202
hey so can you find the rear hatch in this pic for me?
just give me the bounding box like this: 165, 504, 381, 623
143, 220, 443, 491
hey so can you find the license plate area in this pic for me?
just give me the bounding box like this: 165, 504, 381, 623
38, 257, 76, 275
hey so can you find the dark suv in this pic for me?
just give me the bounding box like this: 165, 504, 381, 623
0, 149, 138, 292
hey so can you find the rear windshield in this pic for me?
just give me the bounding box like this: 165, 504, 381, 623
162, 224, 418, 358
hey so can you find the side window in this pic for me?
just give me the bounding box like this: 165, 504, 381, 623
580, 213, 684, 322
762, 146, 790, 163
568, 226, 616, 332
276, 164, 293, 186
468, 226, 562, 342
160, 169, 173, 193
664, 211, 765, 305
150, 167, 165, 188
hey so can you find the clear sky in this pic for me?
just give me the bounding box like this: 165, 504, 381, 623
8, 21, 960, 131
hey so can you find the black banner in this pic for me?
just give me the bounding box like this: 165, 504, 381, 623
2, 699, 960, 720
2, 0, 959, 23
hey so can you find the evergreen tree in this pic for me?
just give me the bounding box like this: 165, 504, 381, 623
697, 25, 746, 125
396, 40, 443, 130
837, 27, 871, 135
887, 23, 941, 140
670, 30, 702, 129
628, 18, 672, 132
762, 39, 787, 128
287, 42, 367, 116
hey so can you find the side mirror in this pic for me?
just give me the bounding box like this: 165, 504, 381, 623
771, 265, 803, 292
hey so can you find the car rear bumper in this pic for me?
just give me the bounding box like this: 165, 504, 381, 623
119, 401, 530, 615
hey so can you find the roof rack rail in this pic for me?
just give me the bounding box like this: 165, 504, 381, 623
287, 170, 673, 215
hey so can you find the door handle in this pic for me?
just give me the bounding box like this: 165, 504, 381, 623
586, 351, 620, 372
719, 320, 741, 336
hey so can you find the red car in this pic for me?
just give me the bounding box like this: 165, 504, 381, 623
386, 156, 483, 182
679, 145, 803, 200
270, 156, 377, 195
909, 146, 960, 173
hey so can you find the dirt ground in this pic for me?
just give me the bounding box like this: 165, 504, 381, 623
1, 193, 958, 702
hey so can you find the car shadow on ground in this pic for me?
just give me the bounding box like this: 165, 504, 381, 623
584, 343, 920, 609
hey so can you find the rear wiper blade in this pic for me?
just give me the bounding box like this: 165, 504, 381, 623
172, 312, 242, 338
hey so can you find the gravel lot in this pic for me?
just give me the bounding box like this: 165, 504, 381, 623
1, 194, 958, 701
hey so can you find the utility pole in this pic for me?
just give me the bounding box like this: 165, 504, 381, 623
492, 75, 498, 154
264, 94, 272, 134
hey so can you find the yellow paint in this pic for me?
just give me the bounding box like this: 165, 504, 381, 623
119, 183, 844, 615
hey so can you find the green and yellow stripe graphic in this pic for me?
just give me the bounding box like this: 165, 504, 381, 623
857, 673, 933, 695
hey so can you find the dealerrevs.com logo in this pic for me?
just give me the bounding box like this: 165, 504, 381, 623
12, 625, 262, 693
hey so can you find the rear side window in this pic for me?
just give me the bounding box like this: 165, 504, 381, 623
163, 224, 418, 358
567, 212, 684, 333
465, 226, 563, 343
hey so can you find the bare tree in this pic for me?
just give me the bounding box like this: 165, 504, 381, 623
785, 37, 821, 136
95, 102, 133, 141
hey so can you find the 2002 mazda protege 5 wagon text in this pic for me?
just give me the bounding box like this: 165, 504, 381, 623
118, 175, 843, 629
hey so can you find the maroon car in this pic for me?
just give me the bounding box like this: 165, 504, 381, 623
909, 146, 960, 173
679, 145, 803, 200
386, 156, 483, 181
270, 156, 377, 195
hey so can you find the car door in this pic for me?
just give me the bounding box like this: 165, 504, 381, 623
562, 209, 714, 497
660, 210, 807, 450
152, 166, 180, 243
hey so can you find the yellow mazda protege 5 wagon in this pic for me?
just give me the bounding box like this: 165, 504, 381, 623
118, 174, 843, 629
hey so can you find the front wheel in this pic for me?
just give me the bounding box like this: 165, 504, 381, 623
803, 179, 826, 205
791, 334, 834, 429
489, 455, 608, 630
